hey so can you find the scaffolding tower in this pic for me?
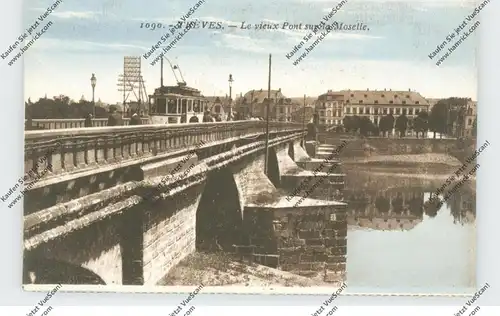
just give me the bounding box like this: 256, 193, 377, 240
117, 56, 148, 116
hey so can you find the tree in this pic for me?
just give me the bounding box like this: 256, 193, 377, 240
379, 114, 394, 137
429, 102, 448, 138
424, 198, 441, 218
359, 117, 376, 137
431, 97, 468, 137
413, 111, 429, 138
391, 193, 404, 214
25, 95, 108, 120
409, 194, 424, 217
375, 196, 390, 213
343, 115, 361, 134
395, 114, 408, 138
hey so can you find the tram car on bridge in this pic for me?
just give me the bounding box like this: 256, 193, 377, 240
148, 82, 210, 124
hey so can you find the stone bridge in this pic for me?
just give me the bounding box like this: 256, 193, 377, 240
21, 121, 348, 286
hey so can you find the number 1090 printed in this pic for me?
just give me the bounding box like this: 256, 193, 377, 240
140, 21, 224, 31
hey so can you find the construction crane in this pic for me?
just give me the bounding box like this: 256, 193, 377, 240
160, 56, 186, 86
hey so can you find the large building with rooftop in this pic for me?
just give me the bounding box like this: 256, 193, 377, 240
316, 89, 431, 126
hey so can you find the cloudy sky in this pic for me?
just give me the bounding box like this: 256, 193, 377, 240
23, 0, 479, 103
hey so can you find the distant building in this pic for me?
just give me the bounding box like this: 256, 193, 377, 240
290, 105, 315, 124
453, 99, 477, 138
315, 90, 345, 125
205, 96, 230, 121
237, 89, 294, 121
463, 100, 477, 137
315, 89, 430, 131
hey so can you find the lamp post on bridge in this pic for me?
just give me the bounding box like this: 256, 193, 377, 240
90, 73, 97, 117
228, 74, 234, 121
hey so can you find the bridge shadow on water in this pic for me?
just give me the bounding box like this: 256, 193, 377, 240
196, 168, 243, 252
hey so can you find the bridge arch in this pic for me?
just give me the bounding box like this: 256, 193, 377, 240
23, 255, 106, 285
196, 167, 243, 252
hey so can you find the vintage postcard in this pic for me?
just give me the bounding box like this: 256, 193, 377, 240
17, 0, 483, 295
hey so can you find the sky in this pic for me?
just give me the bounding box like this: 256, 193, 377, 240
21, 0, 480, 104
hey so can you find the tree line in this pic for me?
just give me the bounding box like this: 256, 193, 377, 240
340, 97, 476, 138
25, 95, 110, 120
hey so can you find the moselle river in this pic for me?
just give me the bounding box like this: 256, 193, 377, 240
342, 170, 476, 295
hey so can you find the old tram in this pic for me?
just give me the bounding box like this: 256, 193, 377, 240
148, 82, 209, 124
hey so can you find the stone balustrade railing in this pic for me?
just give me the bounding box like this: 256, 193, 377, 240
24, 121, 304, 185
26, 118, 151, 130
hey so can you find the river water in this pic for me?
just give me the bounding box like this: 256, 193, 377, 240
342, 168, 476, 295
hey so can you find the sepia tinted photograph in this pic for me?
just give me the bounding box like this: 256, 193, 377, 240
18, 0, 483, 294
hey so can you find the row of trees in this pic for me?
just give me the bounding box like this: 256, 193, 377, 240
25, 96, 112, 119
341, 97, 477, 138
342, 113, 431, 138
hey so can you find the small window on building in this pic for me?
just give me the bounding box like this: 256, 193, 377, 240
406, 95, 410, 98
409, 109, 413, 115
364, 94, 368, 98
389, 100, 394, 104
381, 94, 385, 97
359, 100, 363, 104
374, 100, 379, 104
350, 93, 354, 97
402, 100, 406, 105
415, 101, 420, 105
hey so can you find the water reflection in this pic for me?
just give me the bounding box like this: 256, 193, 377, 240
344, 170, 476, 294
343, 171, 476, 230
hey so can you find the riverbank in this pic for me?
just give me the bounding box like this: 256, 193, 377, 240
160, 252, 337, 287
342, 153, 476, 193
341, 153, 462, 167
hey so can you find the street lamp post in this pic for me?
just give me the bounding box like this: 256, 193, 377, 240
228, 74, 234, 121
302, 94, 306, 142
90, 73, 97, 117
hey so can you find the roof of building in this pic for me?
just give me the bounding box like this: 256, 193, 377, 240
205, 96, 230, 105
289, 96, 317, 105
326, 90, 430, 106
241, 89, 288, 103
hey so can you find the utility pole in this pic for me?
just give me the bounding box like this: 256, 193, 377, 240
264, 54, 271, 176
160, 57, 164, 87
302, 94, 306, 141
